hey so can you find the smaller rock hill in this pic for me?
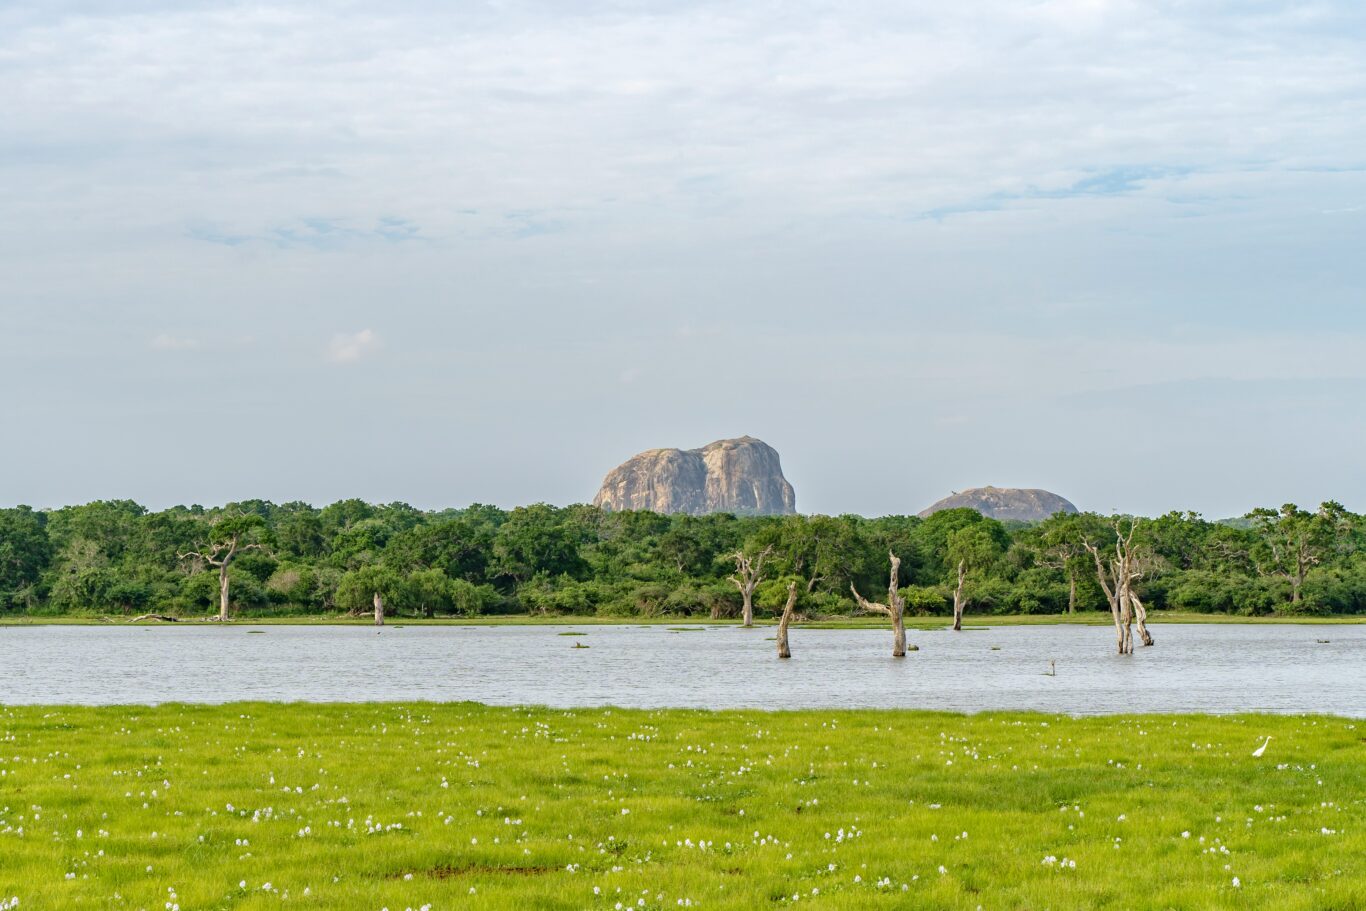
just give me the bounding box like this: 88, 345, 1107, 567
918, 486, 1078, 522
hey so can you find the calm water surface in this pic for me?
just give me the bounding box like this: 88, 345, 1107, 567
0, 623, 1361, 715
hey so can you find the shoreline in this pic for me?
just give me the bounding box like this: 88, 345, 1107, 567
2, 610, 1361, 627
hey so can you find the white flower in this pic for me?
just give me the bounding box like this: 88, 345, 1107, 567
1232, 877, 1241, 888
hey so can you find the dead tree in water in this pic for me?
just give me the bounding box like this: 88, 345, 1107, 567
777, 581, 797, 658
952, 558, 967, 631
850, 551, 909, 657
729, 545, 773, 627
1082, 519, 1153, 654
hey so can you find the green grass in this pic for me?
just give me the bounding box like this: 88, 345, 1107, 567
3, 610, 1362, 627
0, 705, 1361, 910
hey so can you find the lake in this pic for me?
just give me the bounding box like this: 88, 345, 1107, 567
0, 623, 1361, 715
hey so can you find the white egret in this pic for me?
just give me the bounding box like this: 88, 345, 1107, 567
1251, 736, 1271, 758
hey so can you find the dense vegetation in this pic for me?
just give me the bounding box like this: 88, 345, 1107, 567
1, 703, 1360, 910
1, 499, 1363, 619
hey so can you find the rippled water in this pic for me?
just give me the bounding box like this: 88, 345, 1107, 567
0, 623, 1361, 715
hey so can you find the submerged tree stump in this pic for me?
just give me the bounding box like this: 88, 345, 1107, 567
850, 551, 909, 658
776, 582, 797, 659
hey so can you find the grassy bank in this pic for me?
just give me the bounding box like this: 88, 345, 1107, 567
0, 705, 1360, 910
2, 610, 1362, 627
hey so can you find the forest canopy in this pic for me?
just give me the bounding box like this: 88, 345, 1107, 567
1, 499, 1363, 619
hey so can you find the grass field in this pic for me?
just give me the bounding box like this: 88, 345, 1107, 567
0, 705, 1361, 910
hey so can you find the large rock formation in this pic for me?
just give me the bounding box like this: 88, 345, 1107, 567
594, 436, 796, 516
918, 486, 1078, 522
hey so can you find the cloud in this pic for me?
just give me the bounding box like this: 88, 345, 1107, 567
3, 1, 1366, 515
328, 329, 378, 364
184, 217, 424, 250
149, 333, 200, 351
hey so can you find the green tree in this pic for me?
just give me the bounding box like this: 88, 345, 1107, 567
275, 504, 325, 559
912, 508, 1003, 583
491, 504, 586, 584
1035, 512, 1101, 614
0, 506, 51, 610
1247, 502, 1351, 606
406, 568, 454, 618
385, 517, 493, 582
946, 524, 1007, 630
335, 564, 404, 624
770, 514, 866, 595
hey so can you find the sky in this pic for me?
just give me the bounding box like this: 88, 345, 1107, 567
2, 0, 1364, 519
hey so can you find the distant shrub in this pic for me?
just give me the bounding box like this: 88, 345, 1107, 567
1004, 568, 1067, 614
900, 585, 948, 616
1303, 561, 1366, 615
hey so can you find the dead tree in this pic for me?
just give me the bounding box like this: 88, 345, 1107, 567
850, 551, 909, 657
374, 591, 385, 626
729, 545, 773, 628
179, 529, 263, 622
1038, 548, 1080, 615
1128, 588, 1153, 647
952, 558, 967, 631
1082, 520, 1153, 654
776, 581, 797, 659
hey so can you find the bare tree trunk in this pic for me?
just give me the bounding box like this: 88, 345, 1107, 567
1130, 591, 1153, 646
1067, 572, 1076, 615
180, 533, 261, 623
851, 552, 908, 658
729, 546, 773, 629
373, 591, 385, 626
1084, 540, 1128, 655
218, 564, 231, 622
777, 582, 796, 659
1117, 577, 1134, 654
892, 604, 906, 657
952, 558, 966, 631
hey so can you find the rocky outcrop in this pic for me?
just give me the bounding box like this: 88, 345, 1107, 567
918, 486, 1078, 522
594, 436, 796, 516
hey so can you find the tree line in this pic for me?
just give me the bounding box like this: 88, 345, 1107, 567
0, 498, 1363, 620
